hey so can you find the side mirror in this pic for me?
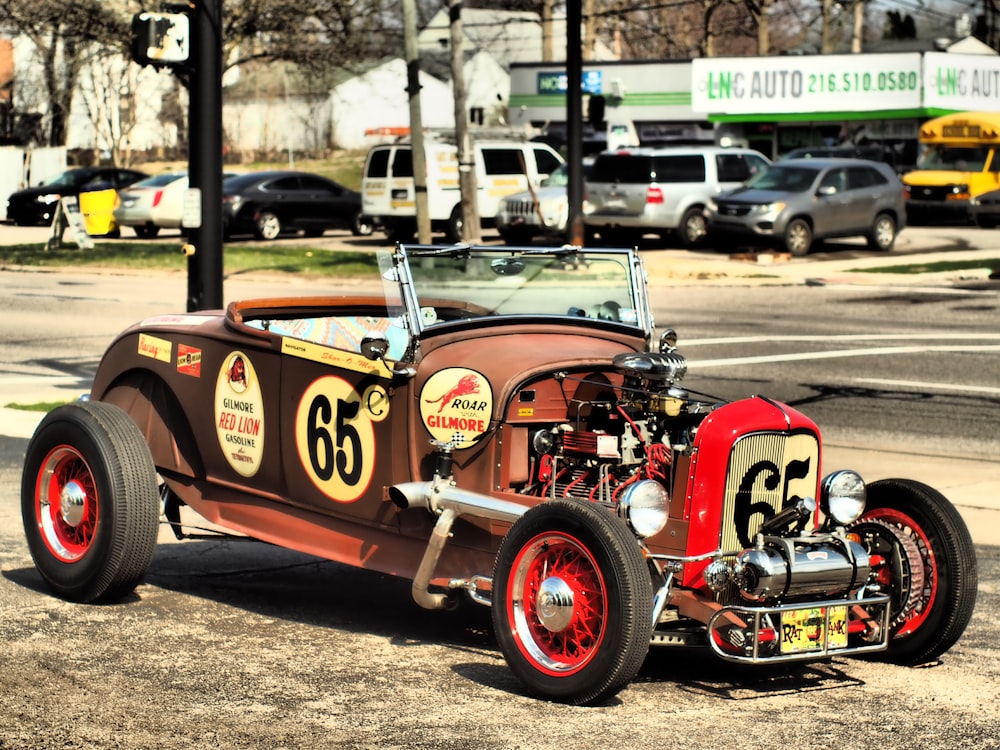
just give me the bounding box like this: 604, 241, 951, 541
360, 334, 389, 361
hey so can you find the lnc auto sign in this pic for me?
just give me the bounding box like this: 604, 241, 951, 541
538, 70, 603, 95
923, 51, 1000, 110
692, 53, 922, 115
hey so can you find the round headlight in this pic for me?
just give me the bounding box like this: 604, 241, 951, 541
820, 470, 866, 525
617, 479, 669, 538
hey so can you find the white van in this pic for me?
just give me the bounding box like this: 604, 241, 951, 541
362, 139, 564, 242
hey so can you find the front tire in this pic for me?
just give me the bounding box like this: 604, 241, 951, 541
253, 210, 282, 241
852, 478, 977, 664
492, 499, 653, 705
866, 212, 897, 251
784, 217, 813, 256
21, 401, 160, 603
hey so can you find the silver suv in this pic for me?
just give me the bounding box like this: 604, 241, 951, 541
704, 158, 906, 256
584, 146, 770, 247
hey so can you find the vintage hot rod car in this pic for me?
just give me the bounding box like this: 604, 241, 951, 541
21, 243, 977, 705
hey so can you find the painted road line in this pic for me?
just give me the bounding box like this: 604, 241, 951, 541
689, 344, 1000, 368
855, 378, 1000, 396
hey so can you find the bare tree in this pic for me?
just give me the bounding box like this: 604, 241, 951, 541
0, 0, 128, 147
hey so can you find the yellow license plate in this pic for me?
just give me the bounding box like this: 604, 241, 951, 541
780, 605, 849, 653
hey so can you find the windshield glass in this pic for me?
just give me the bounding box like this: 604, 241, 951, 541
384, 246, 647, 335
745, 165, 819, 192
916, 145, 990, 171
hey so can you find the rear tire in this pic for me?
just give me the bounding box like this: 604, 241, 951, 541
678, 207, 707, 248
253, 210, 282, 241
492, 499, 653, 705
21, 401, 160, 603
866, 212, 897, 251
445, 205, 464, 243
352, 211, 374, 237
133, 225, 160, 239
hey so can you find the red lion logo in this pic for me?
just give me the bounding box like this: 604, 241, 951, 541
425, 373, 480, 414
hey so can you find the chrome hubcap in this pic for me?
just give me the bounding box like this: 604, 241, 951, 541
535, 576, 575, 632
59, 480, 87, 527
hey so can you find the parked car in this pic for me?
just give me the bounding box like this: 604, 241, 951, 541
780, 145, 886, 162
6, 166, 148, 226
113, 172, 185, 239
114, 172, 240, 238
20, 243, 976, 706
970, 187, 1000, 228
705, 158, 906, 255
584, 146, 770, 247
495, 160, 592, 244
222, 170, 372, 241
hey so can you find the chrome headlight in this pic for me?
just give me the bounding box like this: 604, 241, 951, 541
820, 470, 866, 525
617, 479, 669, 538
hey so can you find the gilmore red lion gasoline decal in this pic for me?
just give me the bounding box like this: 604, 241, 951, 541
419, 367, 493, 449
214, 351, 265, 477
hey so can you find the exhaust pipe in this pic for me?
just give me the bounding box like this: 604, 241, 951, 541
389, 478, 528, 610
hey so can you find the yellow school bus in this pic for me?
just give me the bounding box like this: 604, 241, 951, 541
902, 112, 1000, 222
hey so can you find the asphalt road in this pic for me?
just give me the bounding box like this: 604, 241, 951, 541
2, 223, 999, 748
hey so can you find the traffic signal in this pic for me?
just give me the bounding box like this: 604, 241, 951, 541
131, 12, 190, 67
587, 95, 606, 127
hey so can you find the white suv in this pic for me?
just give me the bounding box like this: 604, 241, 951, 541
585, 146, 770, 247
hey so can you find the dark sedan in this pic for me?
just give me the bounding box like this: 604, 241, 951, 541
222, 170, 372, 241
6, 166, 148, 226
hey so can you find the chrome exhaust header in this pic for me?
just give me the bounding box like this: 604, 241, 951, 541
389, 476, 528, 611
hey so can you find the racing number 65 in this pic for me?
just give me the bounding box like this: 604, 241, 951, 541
296, 376, 382, 503
307, 395, 362, 486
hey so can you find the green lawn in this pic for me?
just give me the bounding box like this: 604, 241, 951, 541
0, 240, 382, 277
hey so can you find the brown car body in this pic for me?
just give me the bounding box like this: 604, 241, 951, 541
21, 244, 977, 705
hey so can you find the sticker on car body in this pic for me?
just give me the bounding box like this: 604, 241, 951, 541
419, 368, 493, 449
214, 351, 265, 477
296, 376, 387, 503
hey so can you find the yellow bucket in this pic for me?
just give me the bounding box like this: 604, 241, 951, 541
78, 187, 119, 237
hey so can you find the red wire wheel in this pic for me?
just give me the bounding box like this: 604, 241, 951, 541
21, 401, 160, 603
34, 445, 100, 563
853, 478, 978, 664
492, 499, 652, 705
506, 531, 608, 675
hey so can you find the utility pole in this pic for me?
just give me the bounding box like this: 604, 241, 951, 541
566, 0, 584, 247
402, 0, 431, 243
187, 0, 223, 312
449, 0, 481, 243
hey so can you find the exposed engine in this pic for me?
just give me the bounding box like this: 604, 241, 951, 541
519, 348, 701, 506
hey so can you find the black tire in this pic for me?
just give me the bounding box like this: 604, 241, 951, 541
133, 225, 160, 239
253, 210, 282, 241
21, 401, 160, 603
678, 206, 707, 248
866, 212, 897, 251
445, 205, 464, 243
784, 217, 813, 256
851, 478, 978, 664
492, 499, 653, 705
599, 228, 641, 248
352, 211, 374, 237
385, 220, 415, 244
498, 227, 533, 246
